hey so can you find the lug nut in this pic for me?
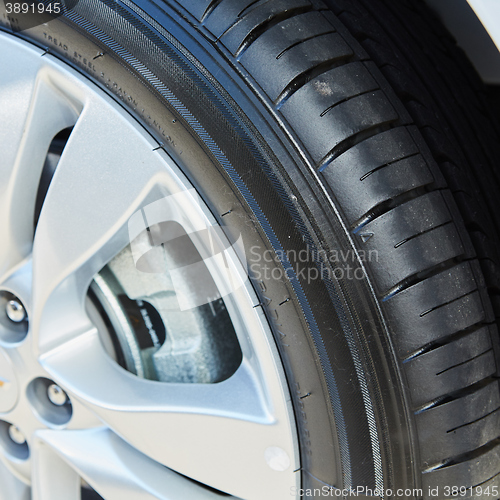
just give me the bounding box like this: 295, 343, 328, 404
47, 384, 68, 406
8, 425, 26, 445
6, 299, 26, 323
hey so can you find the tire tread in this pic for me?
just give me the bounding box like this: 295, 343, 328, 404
179, 0, 500, 493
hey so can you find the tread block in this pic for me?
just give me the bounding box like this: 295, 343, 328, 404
329, 126, 419, 171
356, 190, 452, 249
275, 61, 377, 115
241, 32, 354, 102
434, 409, 500, 470
322, 132, 433, 224
416, 381, 500, 467
361, 219, 463, 292
383, 263, 486, 356
204, 0, 262, 37
219, 0, 312, 55
422, 440, 500, 491
283, 89, 398, 164
387, 260, 477, 321
405, 324, 493, 408
236, 10, 335, 63
389, 294, 485, 358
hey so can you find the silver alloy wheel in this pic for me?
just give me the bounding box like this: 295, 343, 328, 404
0, 32, 299, 500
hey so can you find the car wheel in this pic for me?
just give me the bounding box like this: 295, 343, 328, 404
0, 0, 499, 498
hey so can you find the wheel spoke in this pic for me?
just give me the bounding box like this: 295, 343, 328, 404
0, 35, 79, 278
31, 439, 80, 500
32, 97, 172, 355
40, 330, 298, 499
0, 458, 29, 500
35, 428, 229, 500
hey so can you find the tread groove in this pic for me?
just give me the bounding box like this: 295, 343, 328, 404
276, 30, 336, 60
319, 87, 379, 117
381, 254, 465, 303
435, 348, 493, 376
447, 406, 500, 434
359, 152, 419, 181
395, 219, 453, 249
200, 0, 224, 22
403, 321, 493, 362
414, 377, 497, 415
351, 185, 434, 234
422, 436, 500, 475
419, 287, 475, 317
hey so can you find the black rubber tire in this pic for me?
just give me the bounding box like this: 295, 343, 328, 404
3, 0, 500, 497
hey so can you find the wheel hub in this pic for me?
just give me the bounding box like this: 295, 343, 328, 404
0, 30, 299, 500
